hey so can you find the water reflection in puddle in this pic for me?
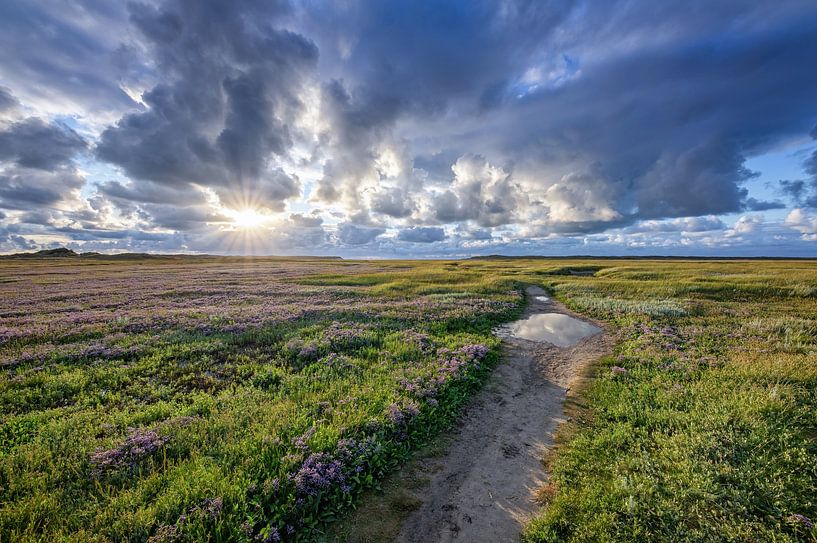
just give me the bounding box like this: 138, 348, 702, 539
534, 296, 550, 302
505, 313, 600, 347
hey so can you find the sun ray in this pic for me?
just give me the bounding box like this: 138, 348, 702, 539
228, 208, 267, 230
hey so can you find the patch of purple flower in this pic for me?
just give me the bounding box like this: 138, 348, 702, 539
386, 401, 420, 426
323, 321, 372, 350
201, 497, 223, 519
290, 452, 346, 496
299, 343, 319, 360
401, 329, 433, 353
293, 426, 316, 452
90, 427, 169, 475
788, 513, 814, 529
263, 527, 281, 542
456, 343, 489, 360
79, 343, 129, 360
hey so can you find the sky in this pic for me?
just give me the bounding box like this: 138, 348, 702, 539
1, 1, 817, 257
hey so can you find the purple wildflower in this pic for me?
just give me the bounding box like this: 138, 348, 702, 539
402, 329, 433, 352
290, 452, 345, 496
386, 401, 420, 426
456, 343, 489, 360
293, 426, 316, 452
298, 343, 319, 360
788, 513, 814, 529
264, 527, 281, 543
611, 366, 628, 375
90, 427, 169, 475
201, 497, 223, 519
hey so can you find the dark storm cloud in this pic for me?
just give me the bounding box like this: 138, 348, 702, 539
490, 6, 817, 229
310, 1, 574, 206
780, 179, 807, 202
304, 0, 817, 234
744, 198, 786, 212
3, 0, 817, 255
0, 168, 85, 210
0, 103, 89, 212
336, 223, 385, 245
305, 0, 573, 109
370, 188, 414, 218
17, 209, 55, 226
96, 0, 317, 214
778, 143, 817, 207
0, 86, 19, 113
139, 204, 228, 231
0, 118, 87, 170
99, 180, 206, 207
0, 1, 136, 115
397, 226, 446, 243
289, 213, 323, 228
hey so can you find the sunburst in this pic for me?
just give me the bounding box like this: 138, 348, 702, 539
227, 208, 268, 230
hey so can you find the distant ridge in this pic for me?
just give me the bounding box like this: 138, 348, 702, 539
8, 247, 79, 258
0, 248, 163, 259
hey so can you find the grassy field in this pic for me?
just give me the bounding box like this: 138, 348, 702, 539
521, 260, 817, 542
0, 257, 815, 541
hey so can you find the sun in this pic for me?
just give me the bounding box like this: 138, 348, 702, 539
228, 208, 267, 229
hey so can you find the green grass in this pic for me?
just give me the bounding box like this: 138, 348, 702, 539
0, 258, 522, 542
521, 261, 817, 542
1, 257, 815, 541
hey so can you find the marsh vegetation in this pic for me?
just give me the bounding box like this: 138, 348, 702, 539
0, 257, 814, 541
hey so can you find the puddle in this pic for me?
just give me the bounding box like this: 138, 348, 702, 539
534, 296, 550, 302
503, 313, 600, 347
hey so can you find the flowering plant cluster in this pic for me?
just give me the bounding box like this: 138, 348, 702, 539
0, 259, 518, 543
90, 427, 169, 475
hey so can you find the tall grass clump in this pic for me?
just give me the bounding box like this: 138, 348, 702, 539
566, 295, 689, 318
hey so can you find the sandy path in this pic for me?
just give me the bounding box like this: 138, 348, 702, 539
395, 286, 611, 543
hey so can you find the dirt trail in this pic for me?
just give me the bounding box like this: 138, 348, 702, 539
395, 286, 612, 543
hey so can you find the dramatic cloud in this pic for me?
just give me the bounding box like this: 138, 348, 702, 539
336, 223, 385, 245
0, 1, 136, 120
397, 226, 446, 243
0, 118, 87, 170
1, 0, 816, 255
95, 0, 317, 217
0, 87, 89, 215
778, 135, 817, 208
0, 86, 19, 113
0, 168, 86, 210
432, 155, 521, 227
